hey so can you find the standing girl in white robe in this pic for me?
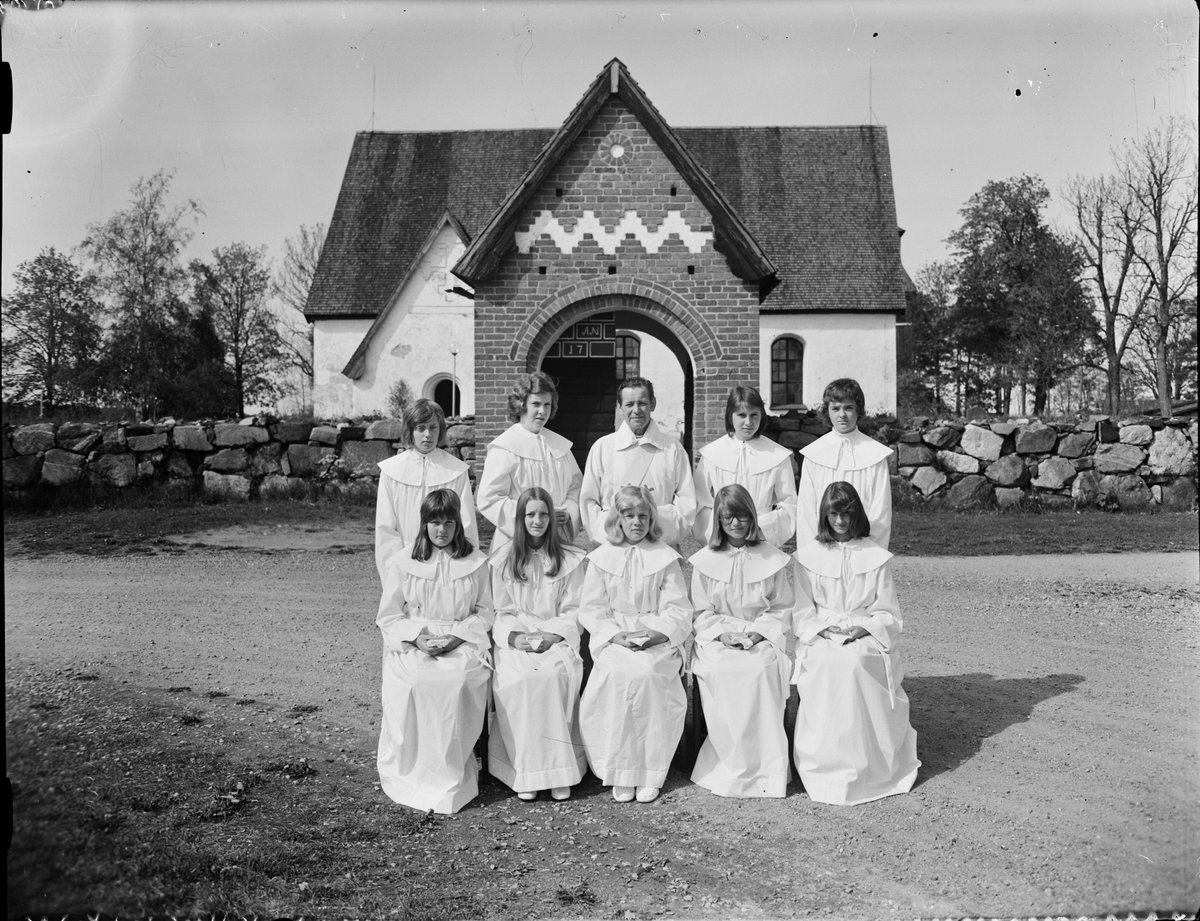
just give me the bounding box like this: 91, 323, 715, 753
376, 489, 493, 814
689, 484, 794, 798
374, 398, 478, 585
693, 385, 797, 548
489, 486, 588, 802
478, 372, 583, 556
792, 481, 919, 805
579, 486, 691, 803
796, 378, 893, 550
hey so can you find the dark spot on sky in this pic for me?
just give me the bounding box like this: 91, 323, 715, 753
873, 32, 879, 37
1015, 88, 1022, 96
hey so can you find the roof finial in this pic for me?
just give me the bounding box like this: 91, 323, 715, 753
610, 61, 619, 94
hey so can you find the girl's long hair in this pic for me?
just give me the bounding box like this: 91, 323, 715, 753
816, 481, 871, 543
707, 484, 766, 550
411, 488, 474, 561
602, 485, 663, 545
506, 486, 566, 582
400, 398, 447, 448
723, 385, 768, 438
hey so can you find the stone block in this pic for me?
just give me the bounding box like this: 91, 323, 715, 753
340, 425, 367, 441
995, 487, 1025, 509
100, 427, 127, 452
1015, 422, 1057, 454
137, 459, 157, 482
1071, 456, 1094, 471
214, 423, 269, 447
125, 424, 155, 436
248, 442, 285, 477
310, 425, 340, 446
898, 431, 924, 444
287, 444, 334, 477
203, 470, 251, 500
800, 417, 831, 436
2, 432, 14, 460
1071, 470, 1104, 507
897, 443, 935, 467
92, 453, 136, 488
960, 424, 1004, 462
1094, 443, 1145, 474
1147, 426, 1195, 477
445, 423, 475, 448
1119, 424, 1154, 446
259, 474, 296, 496
777, 430, 804, 450
458, 446, 476, 463
167, 453, 197, 478
985, 455, 1030, 487
39, 448, 85, 486
1056, 432, 1095, 458
56, 422, 102, 454
1096, 420, 1119, 443
910, 466, 947, 496
947, 475, 993, 509
775, 417, 801, 431
936, 450, 980, 475
127, 432, 169, 452
1031, 457, 1077, 491
12, 423, 56, 455
204, 448, 250, 473
990, 422, 1019, 438
1159, 478, 1198, 511
365, 419, 406, 441
3, 454, 42, 488
341, 440, 393, 476
923, 426, 959, 449
1114, 475, 1152, 510
270, 422, 315, 444
172, 425, 213, 451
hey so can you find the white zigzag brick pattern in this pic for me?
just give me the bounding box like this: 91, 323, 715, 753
515, 210, 713, 256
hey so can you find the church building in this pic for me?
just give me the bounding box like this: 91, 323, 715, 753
305, 59, 909, 471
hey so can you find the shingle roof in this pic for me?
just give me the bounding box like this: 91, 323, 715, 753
305, 124, 906, 318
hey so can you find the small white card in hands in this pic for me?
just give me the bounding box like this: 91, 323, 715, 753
825, 630, 853, 645
528, 636, 546, 651
626, 632, 650, 648
426, 636, 450, 649
730, 636, 754, 649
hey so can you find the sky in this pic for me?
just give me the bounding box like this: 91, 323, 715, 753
2, 0, 1196, 297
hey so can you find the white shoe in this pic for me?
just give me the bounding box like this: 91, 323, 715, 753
612, 785, 635, 802
550, 786, 571, 801
517, 791, 537, 801
636, 786, 660, 803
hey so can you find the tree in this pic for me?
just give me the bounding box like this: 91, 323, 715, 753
947, 176, 1096, 414
191, 242, 283, 417
274, 222, 325, 380
1119, 118, 1198, 417
1, 248, 102, 415
82, 170, 203, 419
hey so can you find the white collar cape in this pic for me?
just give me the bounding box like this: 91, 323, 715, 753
587, 540, 680, 577
688, 542, 790, 583
489, 544, 586, 582
798, 428, 893, 470
391, 546, 489, 581
377, 447, 467, 487
614, 419, 672, 451
793, 537, 892, 578
490, 423, 573, 461
699, 434, 793, 475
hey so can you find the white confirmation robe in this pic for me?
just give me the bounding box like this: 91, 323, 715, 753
693, 434, 798, 547
797, 428, 893, 550
374, 448, 479, 583
375, 546, 493, 815
689, 542, 794, 798
478, 424, 582, 555
488, 546, 588, 793
580, 419, 697, 546
578, 541, 691, 788
791, 538, 919, 805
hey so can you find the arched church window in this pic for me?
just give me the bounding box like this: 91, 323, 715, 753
430, 377, 462, 419
615, 333, 640, 380
770, 337, 804, 407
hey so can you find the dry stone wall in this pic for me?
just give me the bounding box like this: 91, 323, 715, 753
3, 412, 1196, 512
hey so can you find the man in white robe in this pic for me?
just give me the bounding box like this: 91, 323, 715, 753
580, 378, 697, 547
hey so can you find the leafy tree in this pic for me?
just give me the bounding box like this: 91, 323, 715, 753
900, 261, 959, 414
191, 242, 283, 417
81, 170, 203, 419
387, 379, 413, 419
1, 248, 103, 416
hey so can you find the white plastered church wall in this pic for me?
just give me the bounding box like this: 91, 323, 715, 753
758, 313, 897, 416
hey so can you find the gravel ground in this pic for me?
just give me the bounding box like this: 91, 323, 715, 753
5, 531, 1198, 918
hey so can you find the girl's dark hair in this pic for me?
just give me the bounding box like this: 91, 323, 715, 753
816, 481, 871, 543
602, 485, 663, 545
820, 378, 866, 422
400, 398, 447, 448
707, 484, 765, 550
506, 486, 566, 582
506, 371, 559, 423
411, 488, 474, 561
723, 385, 768, 438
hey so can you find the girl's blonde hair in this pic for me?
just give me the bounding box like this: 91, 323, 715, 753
602, 485, 663, 545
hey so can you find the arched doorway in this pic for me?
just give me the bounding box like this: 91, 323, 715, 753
427, 376, 462, 419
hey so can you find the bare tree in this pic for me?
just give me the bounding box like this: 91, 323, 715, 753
274, 222, 325, 380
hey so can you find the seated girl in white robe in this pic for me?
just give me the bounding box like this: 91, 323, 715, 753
489, 486, 588, 802
375, 398, 479, 585
797, 378, 893, 550
376, 488, 493, 815
579, 486, 691, 804
689, 484, 794, 798
693, 385, 797, 547
792, 481, 919, 806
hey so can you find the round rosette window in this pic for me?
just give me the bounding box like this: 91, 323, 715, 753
599, 133, 633, 169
